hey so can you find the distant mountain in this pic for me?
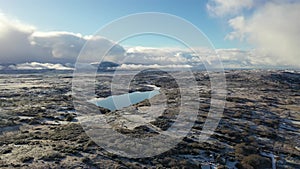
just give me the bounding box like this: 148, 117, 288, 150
0, 69, 73, 74
1, 61, 297, 74
91, 61, 119, 72
99, 61, 119, 69
0, 62, 72, 74
0, 61, 121, 74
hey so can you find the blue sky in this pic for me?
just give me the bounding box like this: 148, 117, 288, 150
0, 0, 299, 67
0, 0, 245, 49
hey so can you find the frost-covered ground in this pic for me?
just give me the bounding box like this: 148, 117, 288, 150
0, 70, 299, 168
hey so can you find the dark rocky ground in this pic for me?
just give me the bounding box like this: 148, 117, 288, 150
0, 70, 299, 169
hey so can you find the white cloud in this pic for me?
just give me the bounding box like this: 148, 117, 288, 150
0, 14, 37, 63
216, 49, 280, 67
8, 62, 74, 70
117, 64, 192, 70
108, 46, 289, 69
226, 16, 247, 41
226, 2, 300, 66
31, 31, 125, 63
124, 46, 195, 65
2, 7, 298, 69
0, 13, 35, 33
0, 14, 125, 64
122, 47, 279, 69
207, 0, 254, 17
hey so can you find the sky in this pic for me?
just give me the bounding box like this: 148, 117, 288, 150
0, 0, 299, 69
0, 0, 235, 48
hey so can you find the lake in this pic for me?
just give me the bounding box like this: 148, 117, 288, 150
90, 87, 160, 111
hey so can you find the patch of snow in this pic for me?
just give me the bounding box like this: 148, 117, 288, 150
145, 84, 161, 90
279, 123, 299, 132
284, 119, 300, 125
18, 116, 34, 120
260, 152, 277, 169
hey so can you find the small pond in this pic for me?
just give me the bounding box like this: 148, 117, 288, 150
90, 87, 160, 111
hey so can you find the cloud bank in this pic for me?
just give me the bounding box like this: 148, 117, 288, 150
227, 2, 300, 66
208, 1, 300, 67
117, 63, 192, 70
123, 47, 283, 69
207, 0, 254, 17
124, 47, 192, 65
0, 14, 125, 64
1, 9, 299, 69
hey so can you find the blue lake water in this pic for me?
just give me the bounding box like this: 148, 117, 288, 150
90, 89, 160, 111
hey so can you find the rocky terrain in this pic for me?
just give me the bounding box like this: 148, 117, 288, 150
0, 70, 299, 168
